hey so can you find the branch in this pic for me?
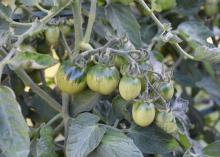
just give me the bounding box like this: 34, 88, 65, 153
72, 0, 83, 54
14, 69, 62, 112
82, 0, 97, 43
134, 0, 195, 60
35, 3, 51, 14
62, 93, 69, 147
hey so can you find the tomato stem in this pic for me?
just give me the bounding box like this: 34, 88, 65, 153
62, 92, 70, 147
83, 0, 97, 43
72, 0, 83, 54
46, 113, 62, 126
135, 0, 195, 60
14, 68, 62, 112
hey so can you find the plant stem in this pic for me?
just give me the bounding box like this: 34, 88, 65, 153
135, 0, 164, 30
72, 0, 83, 54
35, 3, 51, 14
134, 0, 195, 60
60, 31, 73, 61
62, 93, 69, 147
173, 43, 195, 60
14, 69, 62, 112
46, 113, 62, 126
83, 0, 97, 43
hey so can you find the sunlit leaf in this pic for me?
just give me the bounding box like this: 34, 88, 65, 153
9, 51, 58, 70
0, 86, 30, 157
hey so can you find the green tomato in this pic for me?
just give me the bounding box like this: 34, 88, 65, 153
112, 55, 127, 69
204, 0, 219, 16
86, 65, 120, 95
119, 76, 141, 100
45, 26, 60, 46
153, 0, 176, 11
55, 61, 87, 94
59, 25, 71, 36
159, 82, 174, 101
19, 44, 36, 52
155, 111, 178, 134
132, 102, 156, 127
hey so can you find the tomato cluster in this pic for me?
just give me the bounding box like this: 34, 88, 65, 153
54, 53, 176, 133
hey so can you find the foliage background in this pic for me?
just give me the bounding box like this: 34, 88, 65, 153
0, 0, 220, 157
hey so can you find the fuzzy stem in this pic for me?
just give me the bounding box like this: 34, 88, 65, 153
83, 0, 97, 43
15, 69, 62, 112
72, 0, 83, 54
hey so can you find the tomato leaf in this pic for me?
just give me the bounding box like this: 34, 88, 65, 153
106, 4, 142, 48
16, 0, 36, 6
8, 51, 58, 70
88, 130, 143, 157
197, 77, 220, 106
203, 140, 220, 157
69, 89, 101, 116
30, 124, 58, 157
175, 0, 204, 16
66, 113, 106, 157
193, 46, 220, 63
112, 96, 131, 121
128, 124, 179, 154
177, 21, 213, 48
0, 86, 30, 157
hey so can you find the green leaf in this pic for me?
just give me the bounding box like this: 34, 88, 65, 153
8, 51, 58, 70
174, 60, 202, 87
106, 4, 142, 48
0, 86, 30, 157
203, 140, 220, 157
177, 21, 213, 48
35, 125, 57, 157
29, 86, 59, 123
193, 46, 220, 63
197, 77, 220, 106
0, 19, 9, 34
112, 96, 131, 121
175, 0, 204, 16
69, 89, 101, 116
0, 3, 12, 18
16, 0, 36, 6
66, 113, 106, 157
128, 124, 179, 154
88, 130, 143, 157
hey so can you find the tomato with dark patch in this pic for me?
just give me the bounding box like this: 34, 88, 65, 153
55, 61, 87, 94
86, 65, 120, 95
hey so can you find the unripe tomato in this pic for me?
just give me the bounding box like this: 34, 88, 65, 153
204, 0, 219, 16
86, 65, 120, 95
55, 61, 87, 94
119, 76, 141, 100
153, 0, 176, 11
18, 44, 36, 52
159, 82, 174, 101
59, 25, 71, 36
155, 111, 178, 134
45, 26, 60, 46
112, 55, 127, 69
132, 102, 155, 127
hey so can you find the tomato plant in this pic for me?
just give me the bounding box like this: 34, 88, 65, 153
0, 0, 220, 157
